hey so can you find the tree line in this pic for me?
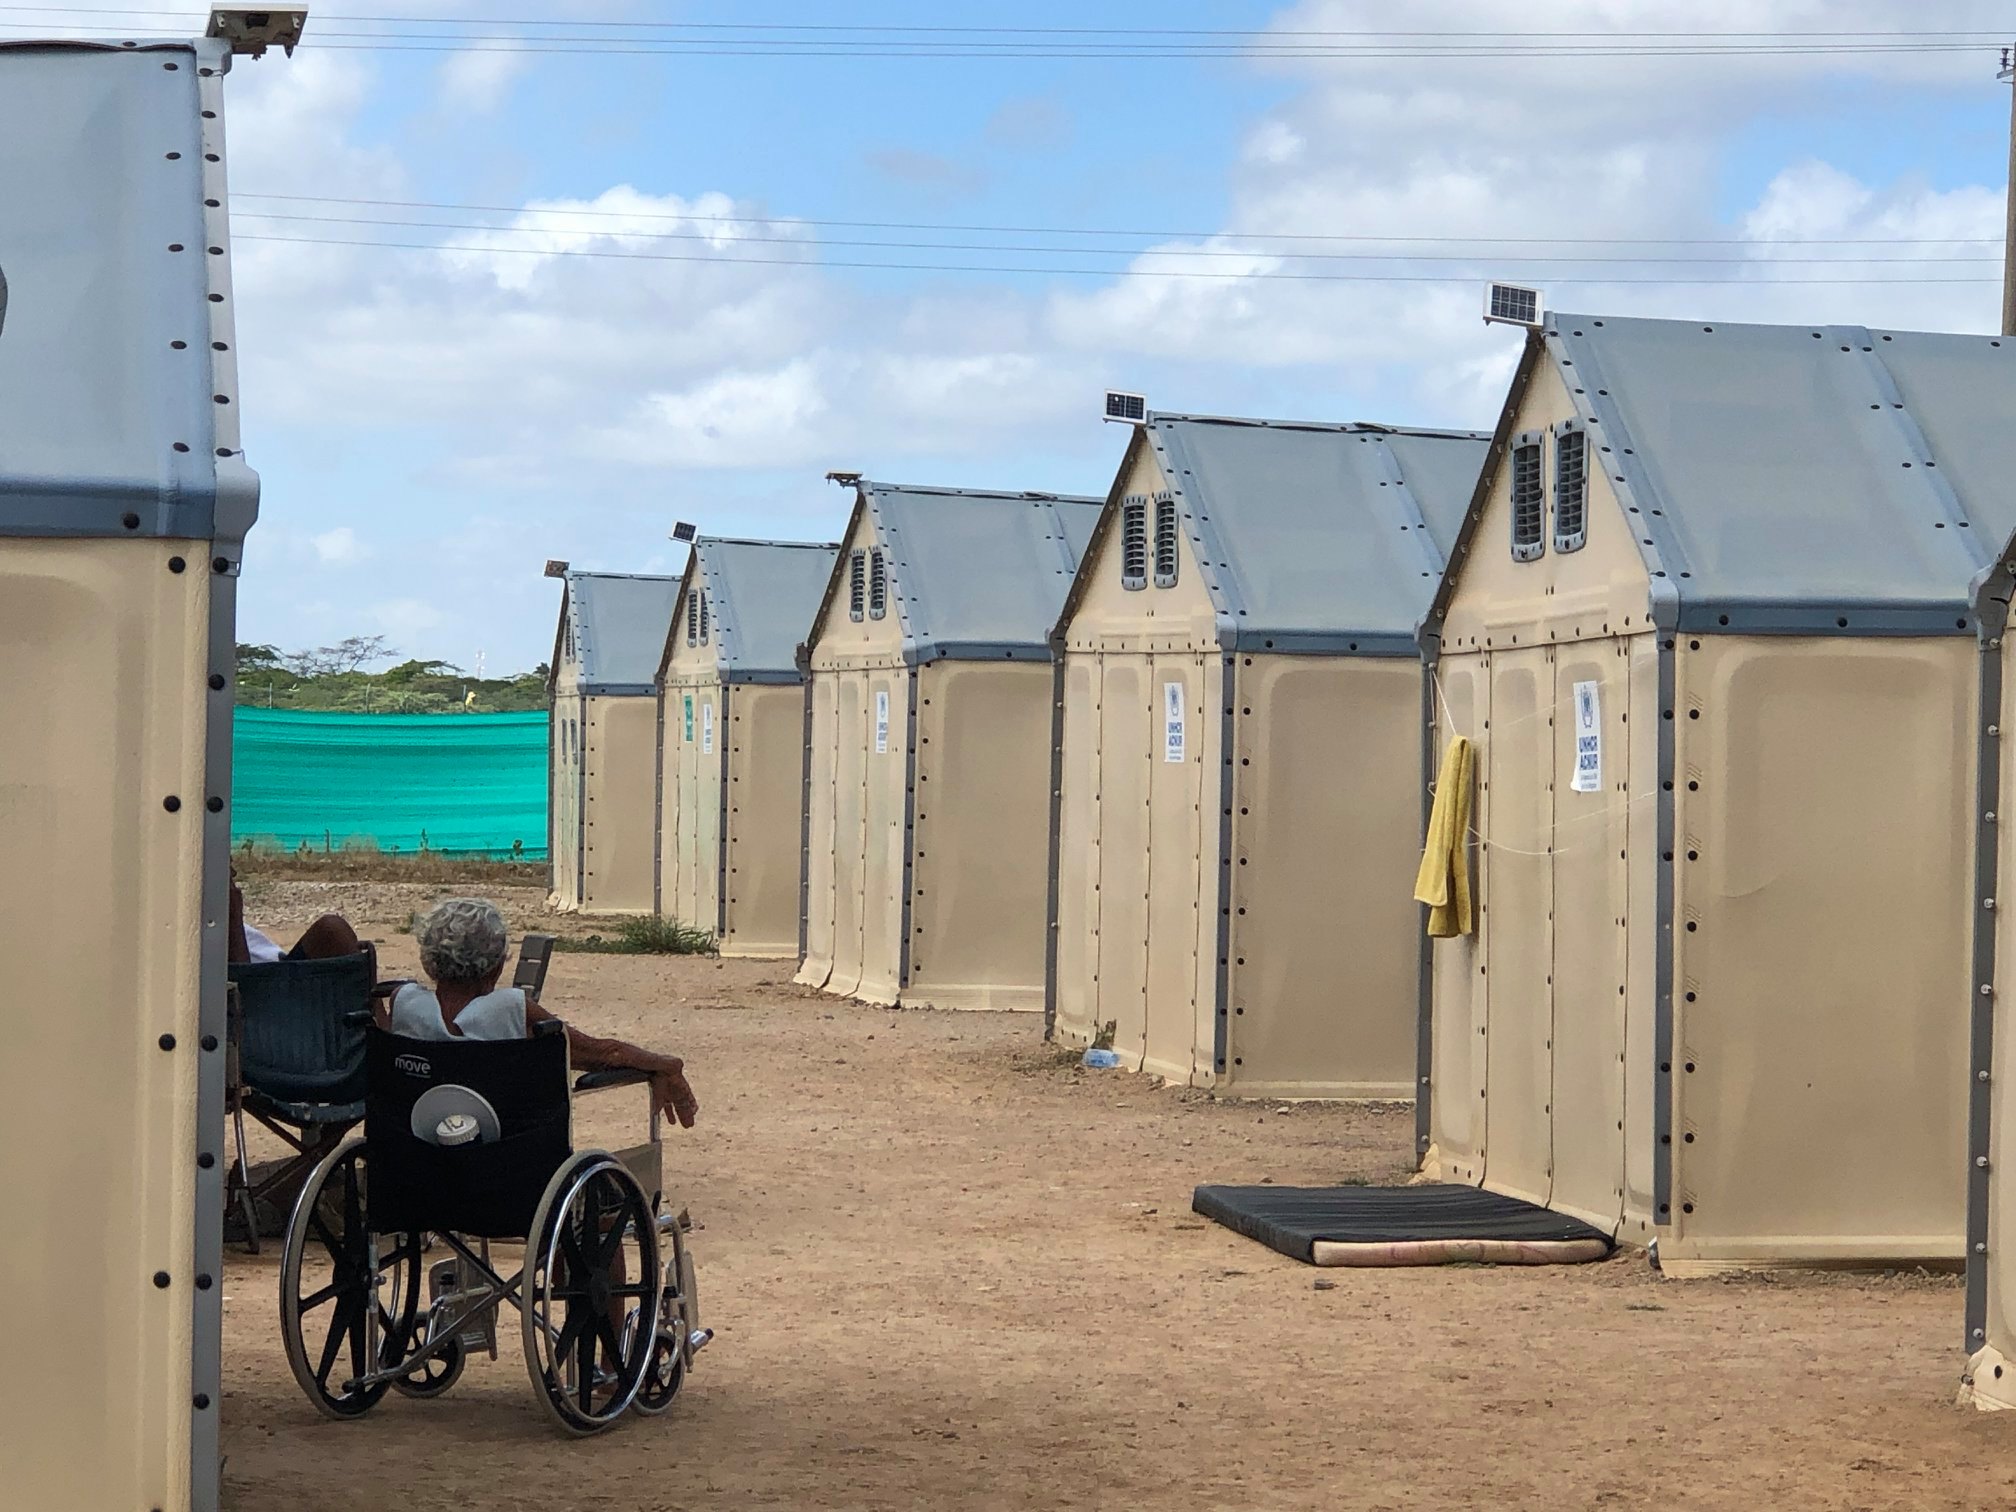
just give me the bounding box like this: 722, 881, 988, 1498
236, 635, 548, 713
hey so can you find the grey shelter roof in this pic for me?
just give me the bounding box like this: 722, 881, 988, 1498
0, 39, 257, 543
809, 483, 1103, 663
1069, 414, 1490, 656
678, 537, 839, 684
1430, 312, 2016, 640
555, 571, 682, 695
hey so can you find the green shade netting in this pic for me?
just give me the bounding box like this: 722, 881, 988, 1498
232, 707, 549, 858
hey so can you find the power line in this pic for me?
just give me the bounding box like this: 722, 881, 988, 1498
228, 209, 2000, 266
232, 193, 2003, 249
234, 230, 1999, 284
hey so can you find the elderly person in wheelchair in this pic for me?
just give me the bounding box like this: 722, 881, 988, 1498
279, 898, 710, 1435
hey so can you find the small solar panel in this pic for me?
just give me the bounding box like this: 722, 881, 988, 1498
1104, 390, 1148, 424
1485, 282, 1544, 328
670, 520, 698, 543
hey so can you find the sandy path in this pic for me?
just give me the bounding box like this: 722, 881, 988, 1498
218, 895, 2016, 1510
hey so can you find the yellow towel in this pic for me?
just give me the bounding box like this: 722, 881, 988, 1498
1413, 736, 1475, 938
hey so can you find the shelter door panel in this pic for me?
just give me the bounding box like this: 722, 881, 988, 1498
1143, 655, 1206, 1084
1429, 657, 1489, 1181
1621, 635, 1662, 1239
694, 689, 723, 933
795, 676, 840, 987
1546, 644, 1630, 1233
675, 688, 703, 923
1094, 656, 1152, 1069
727, 686, 811, 954
857, 669, 910, 1004
826, 672, 870, 998
1052, 655, 1103, 1044
1480, 646, 1555, 1208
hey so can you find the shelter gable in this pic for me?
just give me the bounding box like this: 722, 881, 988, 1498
1062, 439, 1220, 653
1437, 356, 1653, 651
808, 501, 906, 668
660, 557, 719, 685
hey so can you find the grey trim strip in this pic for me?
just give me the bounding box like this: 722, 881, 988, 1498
1673, 603, 1976, 637
1415, 656, 1437, 1159
1968, 593, 2011, 1350
1042, 647, 1068, 1040
547, 688, 558, 895
1654, 635, 1678, 1225
796, 655, 815, 964
897, 667, 922, 991
913, 639, 1060, 664
576, 680, 658, 697
193, 546, 235, 1512
723, 669, 807, 686
574, 693, 588, 907
1232, 629, 1422, 657
1212, 654, 1238, 1080
715, 683, 732, 939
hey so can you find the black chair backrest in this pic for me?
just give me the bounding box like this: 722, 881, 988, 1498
228, 953, 375, 1108
513, 932, 556, 995
364, 1025, 571, 1238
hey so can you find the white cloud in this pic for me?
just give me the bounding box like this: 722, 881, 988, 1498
437, 49, 529, 114
311, 526, 368, 565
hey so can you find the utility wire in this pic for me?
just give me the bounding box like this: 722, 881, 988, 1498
233, 230, 1999, 284
228, 209, 2001, 265
232, 193, 2003, 249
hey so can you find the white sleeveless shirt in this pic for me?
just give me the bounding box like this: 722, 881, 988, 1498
389, 982, 529, 1042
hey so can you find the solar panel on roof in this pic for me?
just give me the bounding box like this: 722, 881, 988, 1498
1105, 390, 1148, 424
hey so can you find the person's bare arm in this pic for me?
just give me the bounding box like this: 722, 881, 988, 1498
228, 878, 250, 964
526, 997, 699, 1128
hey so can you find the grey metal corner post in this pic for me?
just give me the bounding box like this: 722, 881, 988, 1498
796, 640, 815, 962
1968, 576, 2012, 1353
1414, 638, 1439, 1164
1042, 626, 1069, 1040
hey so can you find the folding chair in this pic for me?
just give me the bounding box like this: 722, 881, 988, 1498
226, 945, 378, 1252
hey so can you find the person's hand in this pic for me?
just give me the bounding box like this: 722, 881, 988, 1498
652, 1064, 699, 1129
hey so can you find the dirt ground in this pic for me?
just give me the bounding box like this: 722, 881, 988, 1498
219, 883, 2016, 1511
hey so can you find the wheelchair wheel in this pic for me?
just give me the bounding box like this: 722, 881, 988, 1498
521, 1151, 663, 1435
633, 1210, 695, 1415
392, 1335, 465, 1399
279, 1137, 423, 1420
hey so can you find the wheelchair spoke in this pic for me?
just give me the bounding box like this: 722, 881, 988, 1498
608, 1283, 654, 1299
559, 1219, 592, 1280
316, 1293, 359, 1388
308, 1209, 344, 1260
575, 1319, 596, 1413
553, 1298, 592, 1360
298, 1280, 341, 1313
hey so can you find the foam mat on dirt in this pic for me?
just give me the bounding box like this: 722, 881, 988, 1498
1192, 1183, 1615, 1267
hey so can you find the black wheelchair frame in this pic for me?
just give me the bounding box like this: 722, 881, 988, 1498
278, 1018, 705, 1435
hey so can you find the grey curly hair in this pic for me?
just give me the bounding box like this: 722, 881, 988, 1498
417, 897, 510, 985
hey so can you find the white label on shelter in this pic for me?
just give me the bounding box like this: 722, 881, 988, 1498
1571, 680, 1602, 793
875, 689, 890, 754
1163, 682, 1186, 763
682, 695, 694, 743
701, 701, 714, 755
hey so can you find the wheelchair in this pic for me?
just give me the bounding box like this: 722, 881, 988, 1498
279, 1019, 707, 1435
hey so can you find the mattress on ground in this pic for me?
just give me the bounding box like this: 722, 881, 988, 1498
1193, 1183, 1615, 1267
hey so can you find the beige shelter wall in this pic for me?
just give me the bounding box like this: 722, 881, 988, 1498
1095, 655, 1154, 1066
1426, 632, 1645, 1235
805, 663, 910, 1005
658, 674, 723, 932
1438, 363, 1652, 652
722, 683, 809, 957
908, 660, 1054, 1011
1, 541, 207, 1510
796, 674, 840, 988
1225, 654, 1423, 1099
1661, 635, 1972, 1269
581, 694, 660, 914
1140, 653, 1212, 1080
1052, 653, 1102, 1045
1426, 652, 1489, 1181
1981, 638, 2016, 1395
550, 693, 584, 908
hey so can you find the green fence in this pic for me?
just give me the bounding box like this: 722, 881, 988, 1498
231, 707, 549, 858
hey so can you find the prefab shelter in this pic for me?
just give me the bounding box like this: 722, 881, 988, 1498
1422, 312, 2011, 1273
655, 536, 838, 955
796, 482, 1100, 1009
1049, 414, 1488, 1098
548, 569, 681, 913
0, 33, 267, 1511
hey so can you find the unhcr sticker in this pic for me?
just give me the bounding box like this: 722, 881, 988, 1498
1163, 681, 1186, 763
1571, 680, 1602, 793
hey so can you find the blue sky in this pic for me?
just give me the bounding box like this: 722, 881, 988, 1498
33, 2, 2016, 673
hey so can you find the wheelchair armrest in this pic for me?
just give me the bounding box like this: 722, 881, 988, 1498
343, 1010, 374, 1027
574, 1068, 651, 1094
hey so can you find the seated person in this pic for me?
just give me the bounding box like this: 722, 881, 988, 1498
385, 897, 699, 1129
230, 870, 364, 965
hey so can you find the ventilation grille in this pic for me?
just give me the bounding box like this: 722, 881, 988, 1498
1554, 429, 1587, 553
1510, 440, 1545, 561
697, 590, 710, 643
1153, 496, 1179, 588
685, 590, 700, 646
868, 548, 888, 619
1120, 497, 1148, 591
848, 549, 866, 622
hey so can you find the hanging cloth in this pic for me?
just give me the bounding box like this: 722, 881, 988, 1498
1413, 736, 1475, 939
